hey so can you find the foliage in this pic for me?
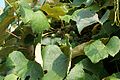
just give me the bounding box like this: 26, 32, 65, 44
0, 0, 120, 80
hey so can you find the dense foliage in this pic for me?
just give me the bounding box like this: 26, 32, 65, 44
0, 0, 120, 80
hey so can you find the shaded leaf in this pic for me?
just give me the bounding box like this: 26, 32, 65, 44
0, 46, 17, 58
92, 21, 119, 39
0, 32, 9, 45
73, 0, 94, 7
66, 58, 100, 80
80, 58, 108, 78
100, 10, 110, 24
86, 4, 101, 12
0, 76, 4, 80
0, 6, 14, 42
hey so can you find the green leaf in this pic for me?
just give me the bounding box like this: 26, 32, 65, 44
103, 0, 114, 7
106, 36, 120, 56
6, 51, 43, 80
71, 9, 100, 33
84, 36, 120, 63
31, 11, 50, 33
84, 40, 108, 63
86, 4, 101, 12
41, 37, 61, 45
41, 3, 68, 19
19, 3, 50, 33
19, 6, 34, 23
104, 72, 120, 80
73, 0, 94, 7
0, 46, 17, 58
0, 6, 14, 44
38, 0, 46, 6
4, 74, 18, 80
92, 21, 119, 39
0, 76, 4, 80
100, 10, 110, 24
60, 15, 72, 23
66, 58, 100, 80
0, 32, 9, 45
42, 45, 69, 80
80, 58, 108, 78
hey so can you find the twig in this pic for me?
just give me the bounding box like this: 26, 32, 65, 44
5, 0, 12, 7
6, 29, 21, 39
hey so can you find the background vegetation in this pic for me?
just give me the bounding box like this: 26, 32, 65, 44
0, 0, 120, 80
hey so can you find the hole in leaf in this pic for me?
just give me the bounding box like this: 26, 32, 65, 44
25, 76, 30, 80
44, 70, 48, 74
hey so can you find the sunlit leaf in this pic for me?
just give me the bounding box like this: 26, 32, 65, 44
0, 7, 3, 15
38, 0, 46, 6
19, 3, 50, 33
72, 9, 100, 33
35, 43, 43, 67
42, 45, 69, 80
19, 6, 33, 23
104, 72, 120, 80
31, 11, 50, 33
6, 51, 44, 80
60, 15, 71, 23
106, 36, 120, 56
41, 3, 68, 19
41, 37, 61, 45
4, 74, 18, 80
84, 36, 120, 63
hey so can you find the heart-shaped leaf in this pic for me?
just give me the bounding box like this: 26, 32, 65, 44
6, 51, 43, 80
42, 45, 69, 80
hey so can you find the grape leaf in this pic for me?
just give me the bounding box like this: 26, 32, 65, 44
73, 0, 93, 7
71, 9, 100, 33
6, 51, 43, 80
84, 36, 120, 63
42, 45, 69, 80
66, 58, 100, 80
31, 11, 50, 33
